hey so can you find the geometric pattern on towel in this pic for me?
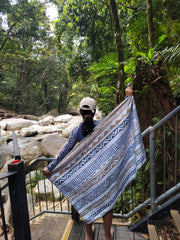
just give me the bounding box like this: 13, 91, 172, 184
49, 96, 146, 224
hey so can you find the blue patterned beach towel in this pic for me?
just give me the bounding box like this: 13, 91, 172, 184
49, 96, 146, 224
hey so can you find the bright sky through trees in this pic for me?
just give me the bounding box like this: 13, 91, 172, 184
0, 0, 58, 29
46, 3, 58, 21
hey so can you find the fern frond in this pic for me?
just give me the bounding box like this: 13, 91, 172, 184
161, 44, 180, 65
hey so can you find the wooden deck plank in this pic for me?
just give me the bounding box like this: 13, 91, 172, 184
170, 210, 180, 234
68, 221, 147, 240
147, 224, 159, 240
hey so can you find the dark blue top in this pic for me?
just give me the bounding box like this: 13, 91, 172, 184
47, 120, 101, 171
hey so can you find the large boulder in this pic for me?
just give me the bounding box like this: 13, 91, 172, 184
39, 115, 55, 126
3, 193, 34, 227
0, 130, 12, 144
21, 140, 43, 166
41, 133, 67, 157
62, 124, 77, 138
0, 178, 9, 203
66, 108, 80, 116
54, 114, 73, 123
27, 193, 35, 216
1, 118, 38, 131
61, 116, 82, 138
4, 197, 13, 227
38, 109, 59, 120
0, 109, 16, 120
23, 115, 39, 121
0, 142, 14, 169
95, 109, 102, 120
19, 127, 38, 137
68, 115, 82, 125
29, 124, 63, 135
33, 179, 60, 201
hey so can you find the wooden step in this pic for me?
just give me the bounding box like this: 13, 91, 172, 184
170, 210, 180, 234
147, 224, 159, 240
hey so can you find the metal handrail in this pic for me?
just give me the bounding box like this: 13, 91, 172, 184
0, 161, 31, 240
125, 105, 180, 219
25, 158, 72, 221
142, 105, 180, 136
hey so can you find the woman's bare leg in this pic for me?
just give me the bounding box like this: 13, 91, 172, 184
84, 222, 95, 240
103, 209, 114, 240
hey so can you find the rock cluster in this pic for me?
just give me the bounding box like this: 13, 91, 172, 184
0, 108, 102, 227
0, 110, 102, 167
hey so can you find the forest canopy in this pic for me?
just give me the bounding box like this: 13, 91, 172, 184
0, 0, 179, 129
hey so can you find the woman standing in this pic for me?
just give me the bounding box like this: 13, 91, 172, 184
43, 86, 133, 240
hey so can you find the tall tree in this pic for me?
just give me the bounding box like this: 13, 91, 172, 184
0, 0, 70, 114
108, 0, 125, 104
146, 0, 155, 48
54, 0, 115, 82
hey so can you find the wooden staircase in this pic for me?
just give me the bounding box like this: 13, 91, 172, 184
129, 194, 180, 239
147, 210, 180, 240
171, 210, 180, 234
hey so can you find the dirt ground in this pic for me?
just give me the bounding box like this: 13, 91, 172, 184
30, 213, 71, 240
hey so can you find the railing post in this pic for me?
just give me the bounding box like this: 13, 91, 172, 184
0, 187, 8, 240
8, 161, 31, 240
149, 127, 156, 212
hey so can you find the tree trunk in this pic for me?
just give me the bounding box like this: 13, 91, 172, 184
133, 59, 176, 132
15, 61, 25, 112
133, 60, 180, 196
146, 0, 155, 48
108, 0, 125, 105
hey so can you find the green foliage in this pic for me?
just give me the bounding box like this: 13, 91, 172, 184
0, 0, 11, 14
88, 52, 118, 114
88, 52, 118, 80
145, 161, 150, 172
162, 0, 180, 21
152, 117, 160, 123
0, 0, 72, 114
160, 45, 180, 99
0, 0, 179, 117
54, 0, 116, 85
127, 8, 148, 52
161, 45, 180, 65
26, 170, 45, 188
113, 167, 149, 218
169, 68, 180, 99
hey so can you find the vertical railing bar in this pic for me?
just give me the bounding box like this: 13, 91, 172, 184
67, 199, 70, 212
62, 194, 64, 211
175, 114, 178, 185
163, 124, 166, 192
42, 162, 48, 211
8, 161, 31, 240
0, 187, 8, 240
149, 127, 156, 212
51, 183, 56, 211
132, 182, 136, 210
121, 193, 124, 214
141, 166, 144, 202
36, 169, 41, 212
131, 182, 134, 211
43, 178, 48, 210
59, 191, 63, 211
29, 171, 35, 216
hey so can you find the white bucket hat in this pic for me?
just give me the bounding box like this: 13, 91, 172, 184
80, 97, 97, 113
